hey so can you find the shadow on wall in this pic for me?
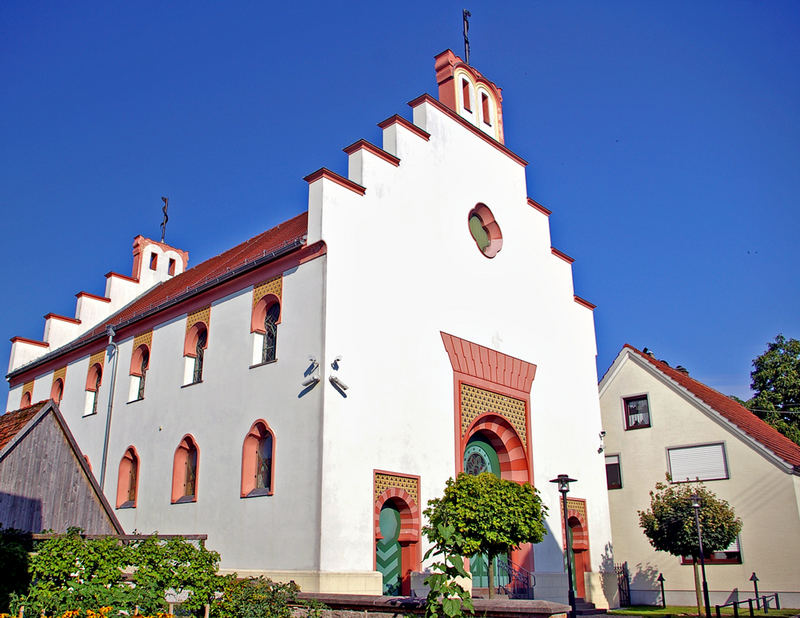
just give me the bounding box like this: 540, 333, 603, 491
599, 542, 621, 608
629, 561, 661, 605
0, 491, 42, 532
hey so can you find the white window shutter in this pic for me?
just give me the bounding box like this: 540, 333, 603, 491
668, 443, 728, 482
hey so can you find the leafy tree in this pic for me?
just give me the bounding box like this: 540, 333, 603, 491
422, 523, 474, 617
423, 473, 547, 598
745, 334, 800, 445
639, 479, 741, 614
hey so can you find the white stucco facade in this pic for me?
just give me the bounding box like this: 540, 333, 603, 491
599, 346, 800, 607
5, 50, 614, 605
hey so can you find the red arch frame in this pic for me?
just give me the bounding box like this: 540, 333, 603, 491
468, 203, 503, 258
240, 419, 276, 497
85, 363, 103, 391
374, 486, 421, 596
463, 413, 528, 483
50, 378, 64, 404
116, 445, 139, 508
130, 344, 150, 377
251, 294, 281, 333
20, 390, 32, 408
183, 322, 208, 357
171, 434, 199, 503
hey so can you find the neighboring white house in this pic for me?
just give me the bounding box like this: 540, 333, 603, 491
4, 50, 615, 606
599, 344, 800, 607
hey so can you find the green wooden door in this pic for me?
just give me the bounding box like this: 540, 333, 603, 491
463, 436, 508, 589
377, 504, 402, 595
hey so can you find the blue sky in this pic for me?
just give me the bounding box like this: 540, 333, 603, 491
2, 1, 798, 404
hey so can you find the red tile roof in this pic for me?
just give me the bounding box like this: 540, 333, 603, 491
0, 401, 47, 450
624, 344, 800, 469
61, 212, 309, 350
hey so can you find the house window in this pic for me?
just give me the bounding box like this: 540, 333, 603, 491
682, 537, 742, 565
168, 258, 176, 276
20, 390, 32, 408
624, 395, 650, 429
149, 252, 158, 270
462, 78, 472, 112
84, 363, 103, 416
116, 446, 139, 508
668, 443, 729, 482
241, 420, 275, 497
50, 378, 64, 404
251, 294, 281, 366
128, 344, 150, 402
481, 92, 491, 125
605, 454, 622, 489
172, 435, 199, 503
183, 322, 208, 386
468, 203, 503, 258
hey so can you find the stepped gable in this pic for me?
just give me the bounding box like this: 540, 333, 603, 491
0, 401, 47, 449
624, 344, 800, 468
81, 211, 309, 340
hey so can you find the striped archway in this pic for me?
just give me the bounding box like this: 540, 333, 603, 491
373, 475, 421, 596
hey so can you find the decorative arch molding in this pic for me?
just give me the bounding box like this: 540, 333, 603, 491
171, 434, 199, 503
560, 497, 591, 598
373, 470, 422, 596
241, 419, 276, 497
251, 294, 281, 333
183, 321, 208, 358
464, 413, 528, 483
116, 445, 139, 508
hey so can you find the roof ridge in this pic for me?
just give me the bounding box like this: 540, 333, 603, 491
623, 344, 800, 468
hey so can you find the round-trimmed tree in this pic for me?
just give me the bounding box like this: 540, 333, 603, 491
424, 472, 547, 598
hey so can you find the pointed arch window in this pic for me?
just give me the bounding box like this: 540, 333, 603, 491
129, 344, 150, 402
172, 435, 199, 503
241, 420, 275, 497
183, 322, 208, 386
251, 294, 281, 367
20, 390, 32, 408
84, 363, 103, 416
117, 446, 139, 508
50, 378, 64, 405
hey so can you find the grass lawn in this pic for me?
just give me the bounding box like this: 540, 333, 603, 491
608, 606, 798, 617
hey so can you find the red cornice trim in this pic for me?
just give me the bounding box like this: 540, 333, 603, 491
551, 247, 574, 264
105, 271, 139, 284
527, 198, 551, 216
407, 94, 528, 167
76, 291, 111, 303
10, 336, 49, 348
574, 295, 596, 310
8, 241, 325, 387
377, 115, 431, 142
44, 313, 81, 325
303, 168, 366, 196
343, 139, 400, 167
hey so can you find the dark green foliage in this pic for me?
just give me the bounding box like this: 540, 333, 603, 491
0, 526, 32, 612
745, 334, 800, 445
9, 529, 221, 616
638, 479, 742, 559
424, 473, 547, 599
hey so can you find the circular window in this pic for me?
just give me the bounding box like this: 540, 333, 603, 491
468, 204, 502, 258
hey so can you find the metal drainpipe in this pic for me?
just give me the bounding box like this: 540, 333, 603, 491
99, 325, 119, 491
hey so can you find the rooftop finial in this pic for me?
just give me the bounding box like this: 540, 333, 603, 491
462, 9, 471, 65
160, 196, 169, 243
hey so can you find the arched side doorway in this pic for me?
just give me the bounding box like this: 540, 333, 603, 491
562, 498, 591, 599
373, 473, 421, 596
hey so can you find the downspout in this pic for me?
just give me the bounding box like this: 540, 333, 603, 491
99, 325, 119, 491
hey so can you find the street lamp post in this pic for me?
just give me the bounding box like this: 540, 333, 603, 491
657, 573, 666, 608
691, 493, 712, 618
551, 474, 577, 618
749, 573, 760, 609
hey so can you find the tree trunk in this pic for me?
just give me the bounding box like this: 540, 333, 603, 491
693, 559, 703, 616
488, 553, 495, 599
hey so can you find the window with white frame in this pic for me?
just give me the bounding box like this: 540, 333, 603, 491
668, 443, 729, 482
623, 394, 651, 429
682, 537, 742, 564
